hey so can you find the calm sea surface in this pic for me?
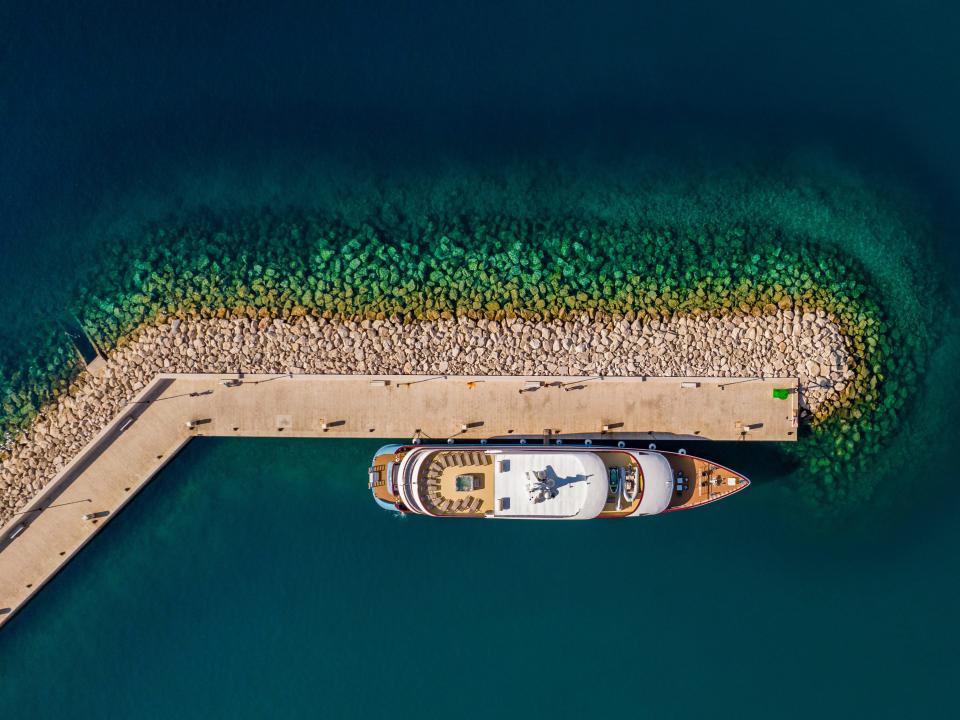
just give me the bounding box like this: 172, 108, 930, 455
2, 1, 960, 717
1, 437, 957, 718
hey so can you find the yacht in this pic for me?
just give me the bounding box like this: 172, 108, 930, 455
368, 443, 749, 519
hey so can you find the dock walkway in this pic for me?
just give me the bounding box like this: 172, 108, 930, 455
0, 373, 797, 627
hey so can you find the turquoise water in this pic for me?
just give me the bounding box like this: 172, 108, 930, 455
3, 1, 960, 716
1, 438, 957, 717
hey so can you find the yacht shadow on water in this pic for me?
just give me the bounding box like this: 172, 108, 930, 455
660, 440, 802, 486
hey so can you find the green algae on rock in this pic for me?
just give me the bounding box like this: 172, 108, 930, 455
78, 214, 919, 506
0, 164, 944, 514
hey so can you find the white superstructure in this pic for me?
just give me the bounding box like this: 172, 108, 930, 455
369, 443, 749, 519
488, 450, 609, 519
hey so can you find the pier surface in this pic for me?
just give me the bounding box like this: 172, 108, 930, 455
0, 373, 797, 627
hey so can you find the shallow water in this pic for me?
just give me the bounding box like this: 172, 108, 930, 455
2, 1, 960, 716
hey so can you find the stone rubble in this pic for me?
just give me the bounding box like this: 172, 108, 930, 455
0, 311, 852, 525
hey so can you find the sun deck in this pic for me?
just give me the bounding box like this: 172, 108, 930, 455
417, 450, 495, 516
487, 450, 609, 519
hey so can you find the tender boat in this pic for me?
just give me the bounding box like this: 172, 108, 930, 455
368, 443, 749, 519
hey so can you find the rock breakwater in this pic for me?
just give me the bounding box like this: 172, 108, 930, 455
0, 311, 850, 525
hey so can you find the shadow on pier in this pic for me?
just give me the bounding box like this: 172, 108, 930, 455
0, 379, 175, 554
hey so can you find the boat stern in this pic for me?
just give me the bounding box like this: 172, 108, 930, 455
369, 444, 404, 513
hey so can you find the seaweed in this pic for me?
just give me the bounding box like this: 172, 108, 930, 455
0, 163, 944, 514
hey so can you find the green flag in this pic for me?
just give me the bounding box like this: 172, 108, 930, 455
772, 388, 791, 400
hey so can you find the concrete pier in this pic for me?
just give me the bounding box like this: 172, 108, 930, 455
0, 372, 797, 627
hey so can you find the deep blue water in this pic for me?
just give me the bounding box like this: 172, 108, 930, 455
2, 1, 960, 716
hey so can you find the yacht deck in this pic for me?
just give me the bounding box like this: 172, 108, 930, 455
665, 453, 749, 511
597, 451, 644, 517
418, 450, 495, 516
